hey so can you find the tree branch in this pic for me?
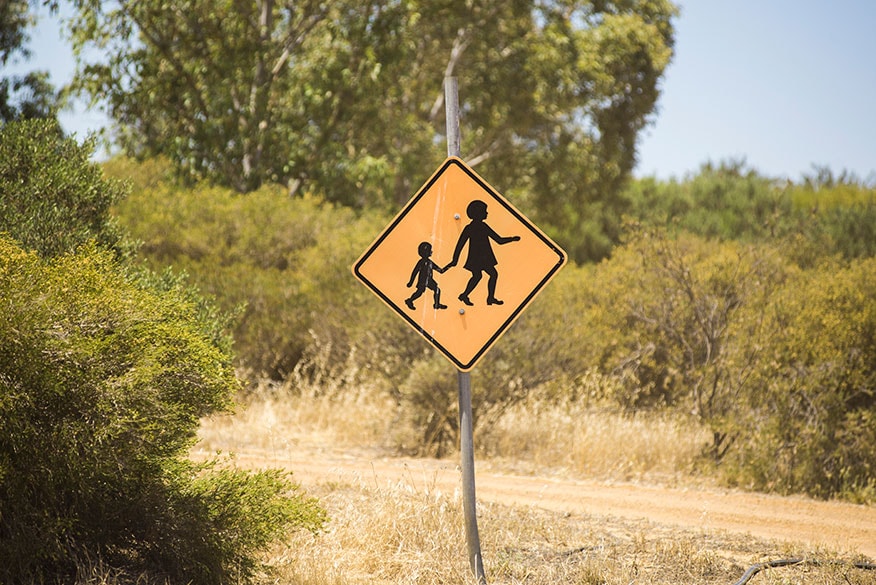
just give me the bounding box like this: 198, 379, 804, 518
429, 27, 470, 123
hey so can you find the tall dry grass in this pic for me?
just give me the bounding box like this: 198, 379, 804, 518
480, 398, 711, 484
189, 384, 876, 585
197, 379, 397, 457
198, 379, 710, 487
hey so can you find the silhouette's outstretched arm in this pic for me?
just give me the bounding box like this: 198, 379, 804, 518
487, 225, 520, 245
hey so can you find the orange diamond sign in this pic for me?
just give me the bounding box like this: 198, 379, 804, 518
352, 157, 567, 371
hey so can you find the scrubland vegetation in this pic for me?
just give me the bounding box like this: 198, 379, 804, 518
4, 0, 874, 581
3, 117, 874, 583
106, 153, 876, 505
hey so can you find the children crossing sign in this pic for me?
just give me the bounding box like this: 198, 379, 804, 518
352, 157, 567, 371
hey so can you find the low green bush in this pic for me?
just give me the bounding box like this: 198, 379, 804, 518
625, 160, 791, 243
788, 181, 876, 259
0, 237, 326, 583
625, 160, 876, 261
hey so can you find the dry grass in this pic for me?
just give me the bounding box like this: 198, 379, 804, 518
259, 475, 874, 585
479, 398, 711, 485
197, 381, 397, 457
194, 387, 876, 585
198, 382, 710, 486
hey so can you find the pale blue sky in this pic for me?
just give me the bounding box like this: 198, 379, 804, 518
8, 1, 876, 182
637, 1, 876, 181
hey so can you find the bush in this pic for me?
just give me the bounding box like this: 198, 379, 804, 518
0, 119, 129, 258
0, 237, 326, 583
625, 160, 791, 243
625, 161, 876, 261
725, 256, 876, 500
788, 179, 876, 259
110, 161, 389, 380
577, 228, 876, 501
1, 131, 326, 583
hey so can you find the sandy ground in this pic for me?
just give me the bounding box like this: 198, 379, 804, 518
193, 443, 876, 560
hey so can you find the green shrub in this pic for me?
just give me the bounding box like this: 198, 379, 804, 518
507, 224, 876, 501
577, 228, 876, 501
788, 181, 876, 259
1, 130, 325, 583
393, 357, 461, 457
626, 161, 876, 261
111, 161, 390, 379
580, 227, 786, 426
0, 237, 326, 583
0, 119, 129, 258
625, 160, 791, 243
725, 256, 876, 500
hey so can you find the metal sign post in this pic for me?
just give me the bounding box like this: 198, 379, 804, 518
445, 76, 487, 585
352, 76, 566, 585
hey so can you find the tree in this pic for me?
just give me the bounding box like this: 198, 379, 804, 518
68, 0, 360, 193
69, 0, 676, 261
0, 0, 59, 122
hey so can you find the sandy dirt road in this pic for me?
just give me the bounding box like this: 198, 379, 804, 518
198, 445, 876, 559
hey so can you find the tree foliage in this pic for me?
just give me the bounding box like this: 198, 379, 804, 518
0, 0, 60, 122
69, 0, 676, 261
0, 118, 128, 257
626, 160, 876, 260
625, 160, 791, 242
787, 167, 876, 260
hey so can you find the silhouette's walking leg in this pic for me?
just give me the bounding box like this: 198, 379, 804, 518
485, 267, 503, 305
459, 272, 482, 305
406, 288, 424, 310
433, 288, 447, 309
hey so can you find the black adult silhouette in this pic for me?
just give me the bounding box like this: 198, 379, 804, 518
444, 200, 520, 306
405, 241, 447, 310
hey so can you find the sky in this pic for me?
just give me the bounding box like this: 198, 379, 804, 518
637, 0, 876, 181
7, 1, 876, 183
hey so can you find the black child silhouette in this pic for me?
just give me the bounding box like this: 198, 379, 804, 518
444, 200, 520, 306
405, 241, 448, 310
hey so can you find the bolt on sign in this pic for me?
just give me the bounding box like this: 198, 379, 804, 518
352, 157, 567, 371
